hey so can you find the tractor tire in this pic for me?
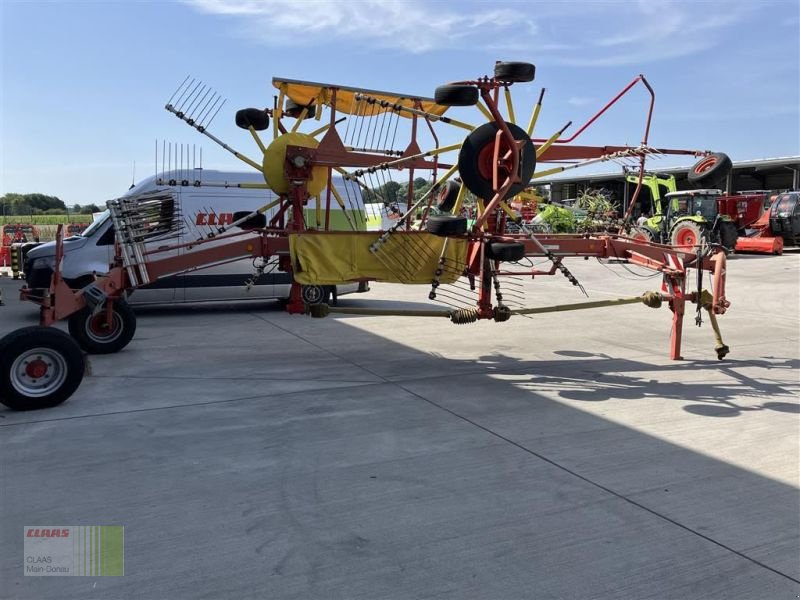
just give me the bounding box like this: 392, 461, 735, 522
670, 220, 705, 248
426, 215, 469, 236
68, 299, 137, 355
235, 108, 270, 131
301, 285, 331, 306
629, 227, 654, 243
486, 242, 526, 262
436, 180, 461, 212
284, 98, 316, 119
0, 326, 85, 411
687, 153, 732, 189
494, 61, 536, 83
458, 121, 536, 201
434, 85, 479, 107
719, 221, 738, 251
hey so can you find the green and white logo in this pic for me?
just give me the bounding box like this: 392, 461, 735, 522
24, 526, 124, 576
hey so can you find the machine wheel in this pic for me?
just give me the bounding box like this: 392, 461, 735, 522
434, 85, 479, 107
284, 98, 316, 119
232, 211, 267, 230
687, 153, 732, 189
485, 242, 526, 262
68, 299, 137, 355
234, 108, 269, 131
719, 221, 738, 251
670, 220, 705, 248
629, 227, 654, 243
0, 327, 85, 411
458, 121, 536, 201
494, 61, 536, 83
436, 180, 461, 212
426, 215, 468, 236
301, 285, 330, 305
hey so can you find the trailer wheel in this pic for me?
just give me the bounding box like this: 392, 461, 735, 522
434, 84, 479, 107
687, 153, 732, 189
458, 121, 536, 201
235, 108, 269, 131
68, 299, 137, 355
436, 180, 461, 212
485, 242, 526, 262
426, 215, 469, 236
494, 61, 536, 83
0, 327, 84, 411
719, 221, 738, 251
301, 285, 330, 306
670, 220, 704, 248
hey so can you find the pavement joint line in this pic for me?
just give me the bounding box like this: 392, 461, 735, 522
86, 374, 380, 384
0, 380, 385, 428
394, 382, 800, 586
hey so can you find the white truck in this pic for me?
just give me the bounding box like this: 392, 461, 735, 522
23, 169, 369, 305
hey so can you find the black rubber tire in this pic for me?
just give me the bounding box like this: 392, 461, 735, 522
687, 153, 732, 189
494, 61, 536, 83
434, 84, 479, 107
629, 227, 654, 243
301, 285, 330, 305
0, 326, 85, 411
425, 215, 469, 236
232, 211, 267, 230
669, 220, 705, 248
68, 299, 137, 355
235, 108, 270, 131
719, 221, 738, 251
436, 180, 461, 212
284, 99, 316, 119
458, 121, 536, 201
485, 241, 526, 262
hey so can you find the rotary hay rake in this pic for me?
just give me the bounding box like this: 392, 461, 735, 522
2, 60, 735, 410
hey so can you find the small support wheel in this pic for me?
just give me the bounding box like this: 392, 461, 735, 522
494, 61, 536, 83
301, 285, 331, 306
426, 215, 468, 236
715, 344, 730, 360
235, 108, 270, 131
485, 241, 526, 262
0, 326, 85, 411
434, 84, 479, 107
68, 299, 137, 355
436, 180, 461, 212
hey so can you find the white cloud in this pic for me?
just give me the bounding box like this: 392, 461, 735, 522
184, 0, 757, 65
186, 0, 536, 53
567, 96, 596, 107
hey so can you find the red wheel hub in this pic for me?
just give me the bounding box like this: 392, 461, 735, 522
694, 156, 717, 174
89, 314, 116, 337
476, 139, 512, 181
675, 227, 697, 247
25, 359, 48, 379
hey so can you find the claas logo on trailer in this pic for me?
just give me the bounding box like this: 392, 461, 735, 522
195, 212, 234, 226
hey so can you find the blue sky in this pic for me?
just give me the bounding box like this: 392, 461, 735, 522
1, 0, 798, 206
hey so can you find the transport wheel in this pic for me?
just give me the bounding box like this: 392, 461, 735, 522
426, 215, 469, 236
458, 121, 536, 201
68, 299, 137, 355
235, 108, 270, 131
670, 221, 704, 248
436, 180, 461, 212
434, 84, 479, 107
485, 241, 526, 262
629, 227, 653, 243
0, 327, 85, 411
494, 61, 536, 83
301, 285, 330, 305
284, 98, 316, 119
232, 211, 267, 230
687, 153, 732, 189
719, 221, 738, 251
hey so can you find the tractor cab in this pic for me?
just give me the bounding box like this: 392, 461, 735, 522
664, 190, 721, 222
769, 191, 800, 245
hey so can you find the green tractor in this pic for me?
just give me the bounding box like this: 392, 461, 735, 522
626, 153, 737, 250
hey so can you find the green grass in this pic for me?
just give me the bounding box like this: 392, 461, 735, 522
0, 214, 93, 225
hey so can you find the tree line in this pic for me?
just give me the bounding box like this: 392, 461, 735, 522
0, 193, 101, 216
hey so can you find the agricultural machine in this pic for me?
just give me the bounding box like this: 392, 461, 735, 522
1, 61, 736, 411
